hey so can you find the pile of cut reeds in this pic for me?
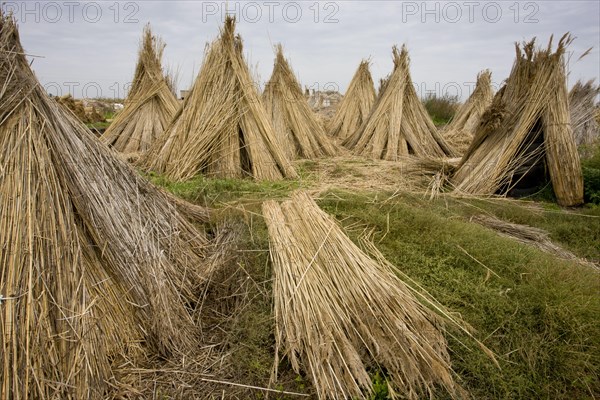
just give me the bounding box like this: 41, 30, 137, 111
569, 79, 600, 148
140, 16, 296, 181
343, 45, 455, 160
452, 35, 584, 207
262, 44, 337, 159
471, 215, 598, 270
101, 24, 179, 154
328, 60, 376, 141
56, 93, 105, 124
0, 14, 222, 399
263, 191, 464, 399
443, 70, 493, 153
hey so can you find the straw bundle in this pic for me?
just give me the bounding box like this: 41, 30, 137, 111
0, 15, 218, 399
569, 79, 600, 147
443, 70, 493, 153
140, 17, 297, 181
343, 46, 455, 160
100, 25, 179, 154
55, 94, 105, 124
470, 215, 598, 269
262, 45, 337, 159
452, 35, 584, 207
263, 191, 460, 399
328, 60, 376, 140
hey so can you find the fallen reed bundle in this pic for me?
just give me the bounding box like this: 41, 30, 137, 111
471, 215, 597, 269
101, 24, 179, 154
569, 79, 600, 148
140, 17, 297, 181
263, 191, 461, 399
452, 35, 584, 207
343, 46, 455, 160
443, 70, 493, 153
262, 44, 337, 159
0, 14, 219, 398
328, 60, 376, 140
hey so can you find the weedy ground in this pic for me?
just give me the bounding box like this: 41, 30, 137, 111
148, 155, 599, 399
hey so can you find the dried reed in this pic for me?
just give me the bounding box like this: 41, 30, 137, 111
328, 60, 376, 141
471, 215, 598, 270
569, 79, 600, 148
452, 35, 584, 207
101, 24, 179, 154
139, 17, 297, 181
262, 44, 337, 159
343, 46, 455, 160
0, 14, 221, 399
263, 191, 462, 399
443, 70, 493, 153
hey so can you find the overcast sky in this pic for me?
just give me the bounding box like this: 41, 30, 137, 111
6, 0, 600, 101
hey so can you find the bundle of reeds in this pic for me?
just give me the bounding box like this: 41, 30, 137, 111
343, 46, 455, 160
100, 25, 179, 154
328, 60, 376, 140
263, 191, 461, 399
470, 215, 597, 269
0, 14, 219, 398
262, 44, 337, 159
452, 35, 584, 207
140, 17, 297, 181
55, 93, 105, 124
443, 70, 493, 153
569, 79, 600, 148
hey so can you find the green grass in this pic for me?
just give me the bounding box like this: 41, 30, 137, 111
86, 120, 111, 130
145, 170, 315, 207
318, 190, 599, 399
431, 115, 452, 127
151, 174, 599, 399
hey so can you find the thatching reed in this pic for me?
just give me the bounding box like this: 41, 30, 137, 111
452, 35, 584, 207
343, 45, 455, 160
569, 79, 600, 148
470, 215, 598, 270
327, 60, 376, 141
0, 15, 220, 399
263, 191, 462, 399
55, 94, 105, 124
262, 44, 337, 159
140, 17, 297, 181
100, 24, 179, 154
443, 70, 493, 153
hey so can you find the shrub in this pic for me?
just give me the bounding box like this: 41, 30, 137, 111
422, 92, 460, 126
581, 142, 600, 204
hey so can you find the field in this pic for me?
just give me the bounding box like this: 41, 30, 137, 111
148, 155, 600, 399
3, 11, 599, 398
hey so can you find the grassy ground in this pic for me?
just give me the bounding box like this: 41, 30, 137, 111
149, 158, 599, 399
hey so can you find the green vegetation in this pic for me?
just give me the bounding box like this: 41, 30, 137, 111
423, 92, 460, 126
151, 170, 599, 399
86, 111, 115, 130
582, 143, 600, 204
146, 171, 313, 206
86, 120, 112, 130
319, 191, 599, 399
